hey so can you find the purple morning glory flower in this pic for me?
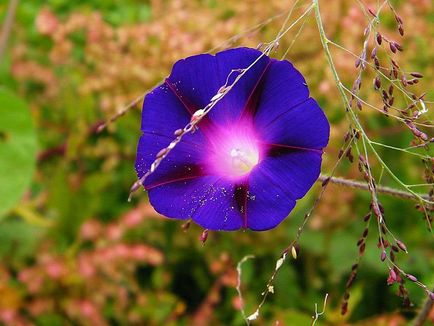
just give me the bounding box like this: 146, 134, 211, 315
135, 47, 330, 231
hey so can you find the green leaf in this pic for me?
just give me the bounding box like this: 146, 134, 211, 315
0, 88, 37, 218
0, 219, 41, 262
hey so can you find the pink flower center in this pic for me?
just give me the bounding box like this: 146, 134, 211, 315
229, 146, 259, 175
206, 121, 262, 180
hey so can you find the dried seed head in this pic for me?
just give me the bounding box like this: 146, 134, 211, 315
363, 26, 370, 36
322, 177, 330, 187
419, 132, 428, 141
374, 76, 381, 90
291, 246, 298, 259
391, 59, 399, 68
272, 41, 280, 52
380, 251, 387, 261
396, 240, 407, 253
363, 213, 371, 222
402, 296, 412, 308
374, 58, 380, 70
347, 153, 354, 163
363, 172, 370, 182
355, 58, 361, 68
388, 85, 394, 96
398, 25, 404, 36
395, 14, 403, 25
371, 47, 377, 59
390, 42, 397, 54
353, 77, 361, 90
387, 268, 397, 285
406, 274, 418, 282
218, 86, 228, 94
192, 108, 205, 121
156, 148, 168, 159
210, 88, 224, 102
181, 220, 191, 231
341, 302, 348, 315
410, 72, 423, 78
388, 96, 394, 106
390, 250, 395, 261
376, 32, 382, 45
346, 272, 357, 288
377, 237, 382, 248
200, 229, 209, 244
359, 242, 366, 254
344, 131, 350, 142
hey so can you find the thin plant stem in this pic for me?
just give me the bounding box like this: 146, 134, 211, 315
0, 0, 19, 63
312, 0, 432, 208
313, 0, 433, 308
412, 289, 434, 326
317, 175, 430, 201
236, 255, 255, 325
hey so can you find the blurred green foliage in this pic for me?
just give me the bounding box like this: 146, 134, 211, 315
0, 0, 433, 325
0, 88, 37, 218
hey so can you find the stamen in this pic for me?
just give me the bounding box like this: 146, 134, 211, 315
207, 123, 261, 179
230, 148, 259, 175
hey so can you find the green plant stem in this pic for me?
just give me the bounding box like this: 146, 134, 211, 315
312, 0, 432, 207
318, 175, 429, 201
412, 289, 434, 326
0, 0, 19, 63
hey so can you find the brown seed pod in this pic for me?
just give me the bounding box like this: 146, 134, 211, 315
376, 32, 382, 45
374, 76, 381, 89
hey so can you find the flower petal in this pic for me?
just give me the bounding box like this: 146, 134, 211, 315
167, 47, 270, 126
135, 132, 206, 187
141, 82, 193, 137
191, 178, 245, 230
256, 98, 330, 150
137, 77, 211, 187
253, 59, 310, 128
213, 48, 270, 124
148, 176, 244, 231
246, 150, 322, 230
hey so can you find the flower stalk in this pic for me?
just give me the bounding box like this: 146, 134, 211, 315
318, 175, 430, 201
